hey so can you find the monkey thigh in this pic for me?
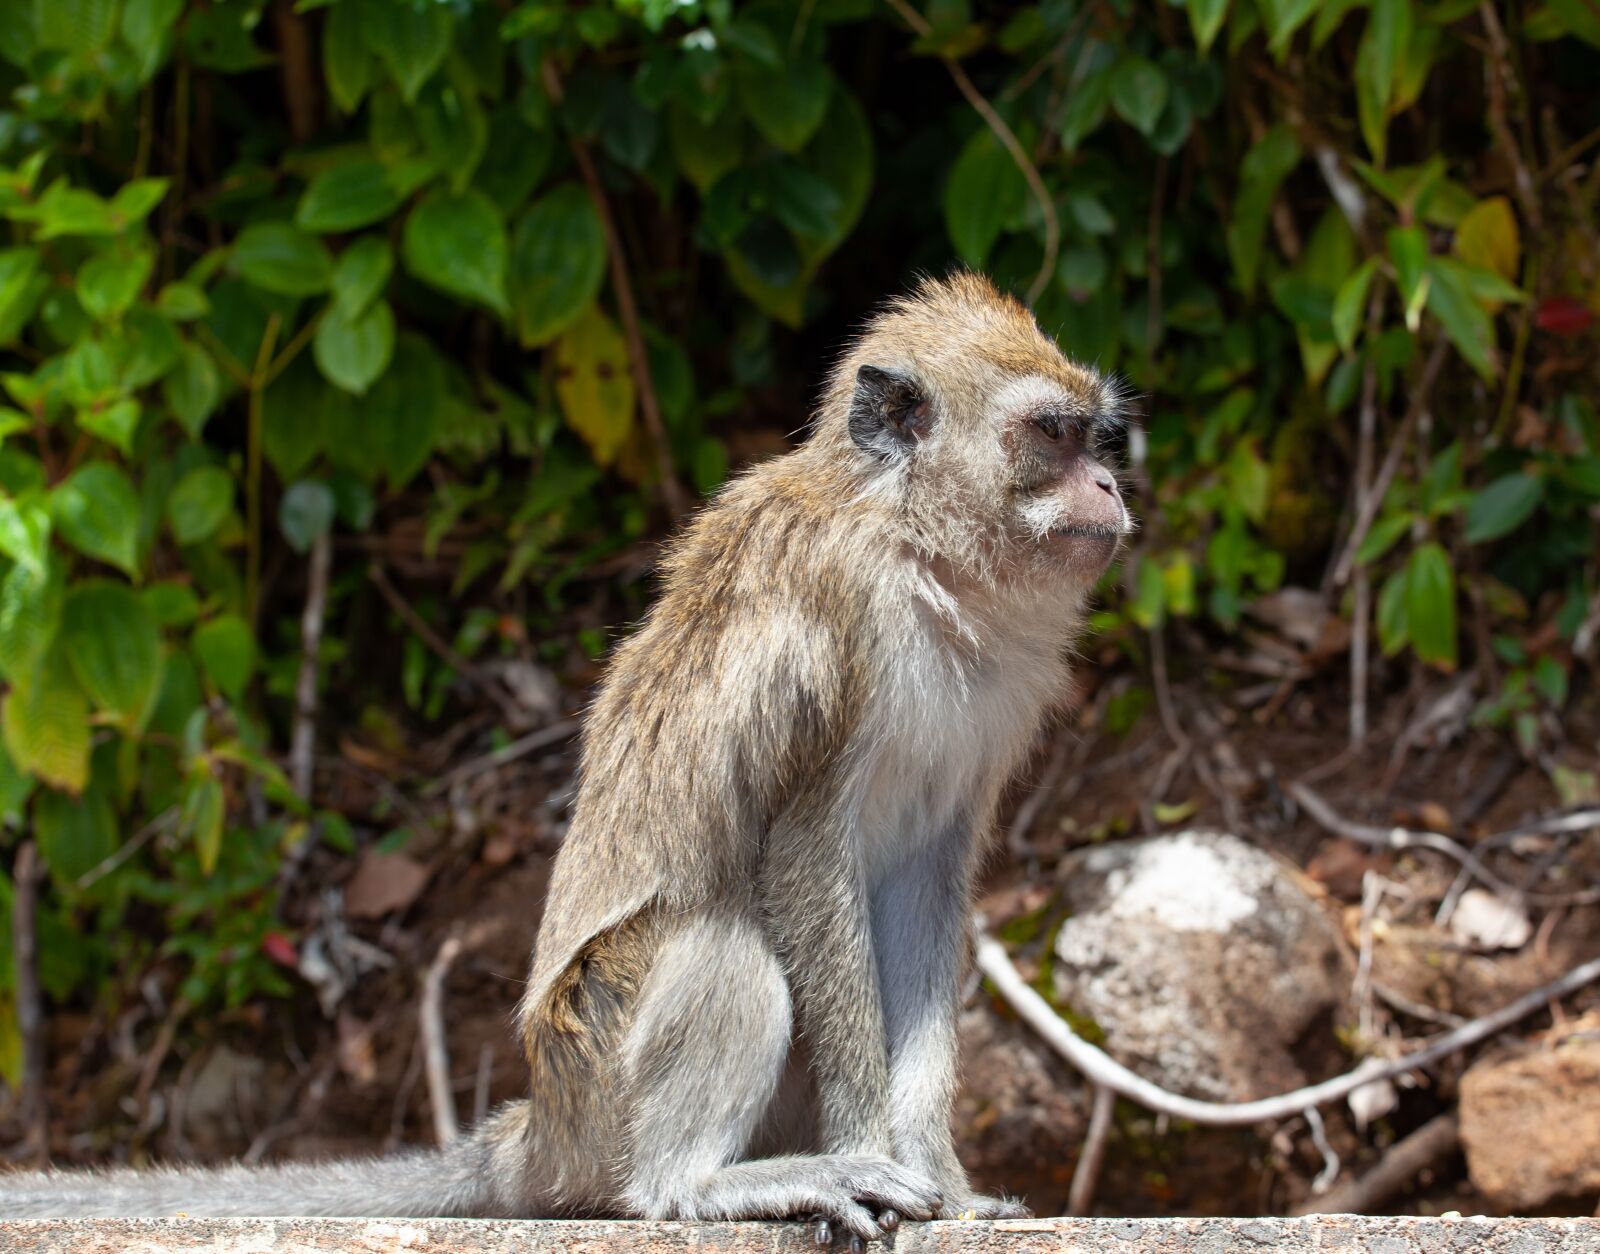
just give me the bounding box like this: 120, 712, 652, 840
615, 910, 793, 1208
612, 913, 937, 1236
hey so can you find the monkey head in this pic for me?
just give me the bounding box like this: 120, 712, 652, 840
824, 272, 1130, 589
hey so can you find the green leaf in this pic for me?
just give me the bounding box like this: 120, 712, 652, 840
736, 58, 831, 153
416, 79, 489, 193
235, 222, 334, 297
78, 246, 155, 322
1332, 256, 1378, 353
61, 580, 165, 733
1425, 257, 1497, 379
1109, 56, 1169, 137
279, 480, 336, 553
1361, 0, 1411, 115
1453, 195, 1519, 283
142, 581, 200, 626
1376, 567, 1409, 656
295, 160, 404, 234
0, 558, 64, 681
121, 0, 183, 79
193, 614, 256, 700
52, 463, 141, 578
360, 0, 452, 102
181, 772, 226, 876
34, 788, 118, 885
78, 399, 142, 456
1405, 541, 1457, 669
167, 465, 234, 546
1387, 225, 1429, 331
1226, 125, 1300, 295
1464, 472, 1543, 543
401, 191, 509, 316
510, 184, 607, 348
0, 249, 47, 344
2, 649, 90, 794
668, 102, 744, 193
330, 236, 393, 317
324, 0, 375, 114
0, 493, 50, 574
368, 334, 444, 485
37, 0, 119, 53
262, 359, 333, 480
1060, 65, 1112, 151
314, 298, 394, 395
1355, 511, 1413, 565
162, 340, 221, 438
1547, 0, 1600, 47
943, 128, 1028, 270
1188, 0, 1231, 53
156, 281, 210, 320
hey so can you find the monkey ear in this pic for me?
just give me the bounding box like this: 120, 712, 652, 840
848, 365, 934, 459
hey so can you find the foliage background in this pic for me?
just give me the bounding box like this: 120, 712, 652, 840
0, 0, 1596, 1104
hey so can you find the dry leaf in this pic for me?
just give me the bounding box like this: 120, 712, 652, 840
1448, 888, 1532, 951
344, 850, 431, 919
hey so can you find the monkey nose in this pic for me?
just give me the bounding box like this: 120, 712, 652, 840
1092, 466, 1117, 496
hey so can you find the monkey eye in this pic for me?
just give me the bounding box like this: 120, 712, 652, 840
1031, 412, 1064, 441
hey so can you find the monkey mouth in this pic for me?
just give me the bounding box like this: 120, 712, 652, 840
1046, 523, 1125, 541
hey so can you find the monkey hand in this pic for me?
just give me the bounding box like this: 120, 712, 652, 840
936, 1191, 1031, 1220
796, 1154, 943, 1249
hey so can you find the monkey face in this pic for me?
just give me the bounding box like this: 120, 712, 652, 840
839, 274, 1131, 587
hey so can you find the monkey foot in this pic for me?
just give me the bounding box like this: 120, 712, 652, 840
937, 1192, 1031, 1220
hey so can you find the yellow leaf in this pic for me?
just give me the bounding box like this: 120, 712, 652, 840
553, 305, 635, 467
2, 650, 90, 794
1454, 196, 1519, 283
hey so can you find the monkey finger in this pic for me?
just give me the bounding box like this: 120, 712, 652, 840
877, 1209, 899, 1232
821, 1197, 885, 1244
809, 1216, 832, 1247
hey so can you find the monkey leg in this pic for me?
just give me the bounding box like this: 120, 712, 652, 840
615, 911, 943, 1243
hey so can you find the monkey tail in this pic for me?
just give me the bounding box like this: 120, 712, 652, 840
0, 1101, 539, 1220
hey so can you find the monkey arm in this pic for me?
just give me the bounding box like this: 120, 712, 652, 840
759, 771, 897, 1161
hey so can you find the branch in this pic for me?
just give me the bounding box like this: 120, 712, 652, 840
1328, 340, 1449, 588
541, 62, 691, 520
289, 529, 332, 801
420, 934, 466, 1147
1291, 1112, 1459, 1215
1287, 780, 1600, 905
1066, 1083, 1115, 1216
420, 718, 582, 799
883, 0, 1059, 307
368, 563, 528, 729
973, 930, 1600, 1127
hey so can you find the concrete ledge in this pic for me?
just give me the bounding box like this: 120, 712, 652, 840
4, 1216, 1600, 1253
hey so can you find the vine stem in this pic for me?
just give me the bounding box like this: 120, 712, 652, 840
540, 61, 691, 519
882, 0, 1059, 307
246, 313, 281, 627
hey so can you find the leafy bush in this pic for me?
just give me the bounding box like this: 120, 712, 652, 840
0, 0, 1597, 1072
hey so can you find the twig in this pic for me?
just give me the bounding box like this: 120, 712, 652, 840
973, 929, 1600, 1126
1329, 341, 1450, 588
368, 563, 527, 728
540, 62, 690, 519
1291, 1112, 1460, 1215
245, 313, 281, 627
420, 718, 582, 798
1303, 1106, 1340, 1194
472, 1042, 495, 1126
1066, 1082, 1114, 1216
420, 934, 465, 1146
1288, 780, 1600, 905
11, 842, 48, 1164
883, 0, 1059, 306
73, 808, 177, 891
1478, 3, 1541, 230
290, 529, 332, 802
1346, 285, 1385, 742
